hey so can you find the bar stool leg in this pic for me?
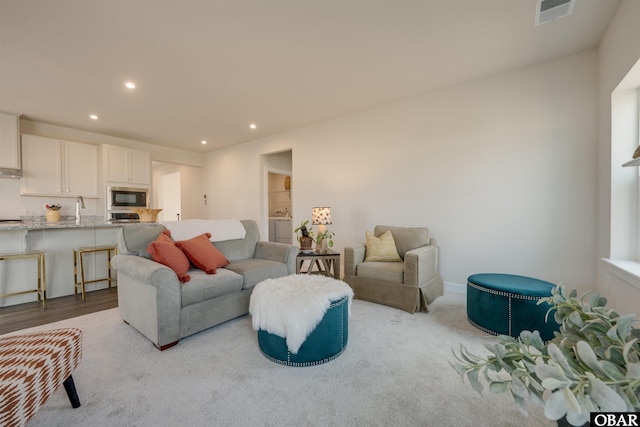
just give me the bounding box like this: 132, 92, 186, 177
39, 252, 47, 309
79, 251, 86, 301
107, 248, 112, 289
73, 249, 78, 297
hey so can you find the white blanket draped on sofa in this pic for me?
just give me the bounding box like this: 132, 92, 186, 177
161, 219, 246, 242
249, 275, 353, 354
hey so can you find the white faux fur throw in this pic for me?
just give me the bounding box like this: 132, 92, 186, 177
249, 275, 354, 354
161, 219, 246, 242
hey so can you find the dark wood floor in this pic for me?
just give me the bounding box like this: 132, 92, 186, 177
0, 288, 118, 335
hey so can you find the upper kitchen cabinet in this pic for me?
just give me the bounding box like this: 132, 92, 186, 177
102, 144, 150, 186
20, 134, 99, 198
0, 113, 21, 171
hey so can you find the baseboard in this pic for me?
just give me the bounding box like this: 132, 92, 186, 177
444, 281, 466, 295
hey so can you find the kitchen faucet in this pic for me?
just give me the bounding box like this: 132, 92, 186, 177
76, 195, 85, 225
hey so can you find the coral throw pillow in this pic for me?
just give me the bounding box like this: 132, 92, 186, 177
176, 232, 230, 274
147, 229, 191, 282
364, 230, 402, 262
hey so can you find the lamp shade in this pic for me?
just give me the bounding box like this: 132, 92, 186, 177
312, 207, 332, 225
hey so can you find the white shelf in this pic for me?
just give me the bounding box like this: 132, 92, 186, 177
622, 158, 640, 167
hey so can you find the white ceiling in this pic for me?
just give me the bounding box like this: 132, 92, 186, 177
0, 0, 621, 153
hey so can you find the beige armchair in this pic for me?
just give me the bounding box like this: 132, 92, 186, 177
343, 225, 444, 313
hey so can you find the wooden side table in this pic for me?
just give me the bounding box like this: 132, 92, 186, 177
296, 250, 340, 279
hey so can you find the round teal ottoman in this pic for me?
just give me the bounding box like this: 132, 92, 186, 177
250, 275, 353, 367
466, 273, 559, 341
257, 295, 349, 366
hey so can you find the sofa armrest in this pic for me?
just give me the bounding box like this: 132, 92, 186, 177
344, 245, 366, 276
112, 254, 180, 289
255, 241, 298, 274
111, 254, 183, 347
403, 244, 439, 287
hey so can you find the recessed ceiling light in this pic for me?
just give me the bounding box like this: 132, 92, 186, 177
124, 81, 136, 89
89, 114, 99, 120
201, 140, 207, 145
249, 123, 257, 129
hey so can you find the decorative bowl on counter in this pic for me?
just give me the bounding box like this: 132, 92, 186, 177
130, 208, 162, 223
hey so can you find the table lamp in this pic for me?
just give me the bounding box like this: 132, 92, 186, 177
312, 207, 332, 252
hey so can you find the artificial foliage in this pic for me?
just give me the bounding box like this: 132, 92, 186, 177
451, 286, 640, 426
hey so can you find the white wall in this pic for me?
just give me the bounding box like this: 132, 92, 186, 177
205, 50, 598, 291
596, 0, 640, 316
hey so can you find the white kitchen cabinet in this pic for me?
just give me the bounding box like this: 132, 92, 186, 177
20, 134, 99, 197
0, 112, 20, 170
102, 144, 150, 185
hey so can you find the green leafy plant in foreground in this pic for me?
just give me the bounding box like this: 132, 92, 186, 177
450, 286, 640, 426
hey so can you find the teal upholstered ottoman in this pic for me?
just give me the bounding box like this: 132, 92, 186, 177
249, 275, 353, 367
466, 273, 559, 341
257, 295, 349, 366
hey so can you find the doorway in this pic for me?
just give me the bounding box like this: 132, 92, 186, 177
262, 150, 292, 243
159, 171, 181, 222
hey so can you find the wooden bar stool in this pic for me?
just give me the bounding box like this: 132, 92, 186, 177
73, 245, 118, 301
0, 251, 47, 308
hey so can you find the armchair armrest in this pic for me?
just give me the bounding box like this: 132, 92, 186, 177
403, 244, 439, 287
255, 241, 298, 274
344, 244, 366, 276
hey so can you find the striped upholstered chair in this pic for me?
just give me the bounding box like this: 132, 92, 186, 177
0, 328, 83, 426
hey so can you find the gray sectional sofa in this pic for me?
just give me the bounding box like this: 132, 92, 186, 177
111, 220, 297, 350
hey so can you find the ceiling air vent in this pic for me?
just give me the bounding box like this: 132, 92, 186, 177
535, 0, 576, 26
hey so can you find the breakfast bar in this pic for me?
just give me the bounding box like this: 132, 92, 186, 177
0, 218, 155, 307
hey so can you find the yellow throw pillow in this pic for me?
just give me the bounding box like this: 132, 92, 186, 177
364, 230, 402, 262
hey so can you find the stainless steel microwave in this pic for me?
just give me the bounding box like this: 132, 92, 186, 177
106, 186, 148, 209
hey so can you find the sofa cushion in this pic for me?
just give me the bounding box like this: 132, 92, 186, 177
180, 269, 243, 307
224, 258, 289, 290
176, 232, 230, 274
118, 224, 166, 259
374, 225, 430, 259
213, 220, 260, 261
364, 230, 401, 262
147, 230, 191, 283
357, 261, 405, 283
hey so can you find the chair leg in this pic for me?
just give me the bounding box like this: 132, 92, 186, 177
79, 252, 86, 301
63, 375, 81, 408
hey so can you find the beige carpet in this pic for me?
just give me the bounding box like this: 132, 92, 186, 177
11, 292, 553, 426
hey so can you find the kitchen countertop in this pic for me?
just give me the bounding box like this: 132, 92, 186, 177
0, 216, 161, 231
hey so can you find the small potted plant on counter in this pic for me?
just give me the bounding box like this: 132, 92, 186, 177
45, 204, 62, 222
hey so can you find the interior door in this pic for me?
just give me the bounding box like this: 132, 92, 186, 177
159, 171, 181, 221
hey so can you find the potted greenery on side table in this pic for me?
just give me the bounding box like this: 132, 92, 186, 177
451, 286, 639, 426
294, 220, 335, 253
